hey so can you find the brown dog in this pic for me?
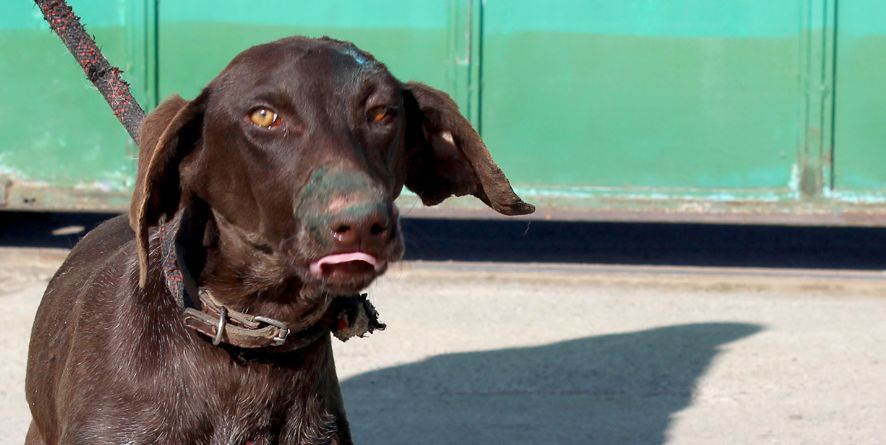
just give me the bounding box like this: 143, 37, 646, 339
24, 36, 532, 445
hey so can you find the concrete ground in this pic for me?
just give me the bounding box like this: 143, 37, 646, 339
2, 248, 885, 445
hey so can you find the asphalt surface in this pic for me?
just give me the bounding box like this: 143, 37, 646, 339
2, 213, 885, 444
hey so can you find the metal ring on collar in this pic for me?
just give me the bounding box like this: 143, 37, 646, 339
213, 306, 227, 346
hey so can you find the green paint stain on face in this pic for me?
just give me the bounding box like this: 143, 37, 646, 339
299, 168, 379, 203
295, 167, 388, 249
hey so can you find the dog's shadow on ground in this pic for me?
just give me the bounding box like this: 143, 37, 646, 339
342, 322, 762, 445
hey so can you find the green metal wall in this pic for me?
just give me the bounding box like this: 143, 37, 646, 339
483, 0, 806, 190
833, 0, 886, 195
0, 0, 145, 209
1, 0, 885, 224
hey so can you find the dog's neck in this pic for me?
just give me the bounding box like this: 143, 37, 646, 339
172, 203, 334, 332
154, 204, 384, 353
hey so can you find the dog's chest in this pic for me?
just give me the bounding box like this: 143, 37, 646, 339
121, 349, 341, 445
137, 391, 338, 445
183, 369, 339, 445
114, 289, 345, 444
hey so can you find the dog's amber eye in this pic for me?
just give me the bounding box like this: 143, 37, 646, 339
248, 107, 280, 129
367, 106, 392, 124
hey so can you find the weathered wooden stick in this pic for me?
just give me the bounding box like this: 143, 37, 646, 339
34, 0, 146, 143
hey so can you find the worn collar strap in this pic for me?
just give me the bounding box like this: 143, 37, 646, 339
158, 213, 385, 351
182, 288, 325, 349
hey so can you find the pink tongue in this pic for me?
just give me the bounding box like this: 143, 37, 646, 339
310, 252, 382, 277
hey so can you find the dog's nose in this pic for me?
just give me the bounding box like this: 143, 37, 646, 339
328, 202, 392, 249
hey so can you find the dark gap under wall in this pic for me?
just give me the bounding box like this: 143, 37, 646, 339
1, 212, 884, 270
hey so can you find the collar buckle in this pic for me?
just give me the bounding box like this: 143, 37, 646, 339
254, 315, 291, 346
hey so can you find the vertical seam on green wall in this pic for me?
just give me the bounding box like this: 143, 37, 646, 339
126, 0, 158, 111
815, 0, 826, 196
146, 0, 158, 110
448, 0, 474, 123
125, 0, 147, 159
798, 0, 836, 199
464, 0, 473, 121
828, 0, 839, 192
817, 0, 837, 196
474, 0, 484, 134
797, 0, 810, 197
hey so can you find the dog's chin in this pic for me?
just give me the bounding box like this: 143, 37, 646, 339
315, 261, 386, 295
302, 247, 397, 295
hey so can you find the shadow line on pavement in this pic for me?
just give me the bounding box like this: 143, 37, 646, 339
342, 322, 763, 445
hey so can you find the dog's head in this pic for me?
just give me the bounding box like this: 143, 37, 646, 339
130, 36, 532, 297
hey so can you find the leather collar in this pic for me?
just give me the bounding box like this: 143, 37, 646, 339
157, 206, 385, 351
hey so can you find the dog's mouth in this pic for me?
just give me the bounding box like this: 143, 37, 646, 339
309, 251, 387, 293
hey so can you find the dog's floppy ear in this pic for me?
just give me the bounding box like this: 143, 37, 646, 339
129, 93, 206, 288
402, 82, 534, 216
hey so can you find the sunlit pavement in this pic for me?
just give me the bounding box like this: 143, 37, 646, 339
3, 249, 885, 445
